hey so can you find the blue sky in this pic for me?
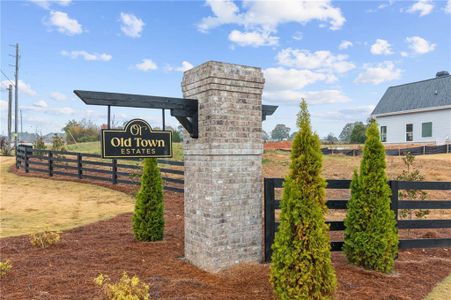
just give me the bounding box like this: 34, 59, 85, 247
1, 0, 450, 138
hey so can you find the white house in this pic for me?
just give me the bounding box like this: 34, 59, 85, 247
372, 71, 451, 144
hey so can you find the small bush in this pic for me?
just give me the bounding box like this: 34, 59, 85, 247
270, 99, 336, 299
133, 158, 164, 241
397, 153, 429, 220
30, 231, 61, 248
95, 272, 150, 300
0, 260, 12, 277
51, 134, 66, 152
343, 121, 398, 273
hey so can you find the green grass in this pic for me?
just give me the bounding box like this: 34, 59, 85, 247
67, 141, 184, 161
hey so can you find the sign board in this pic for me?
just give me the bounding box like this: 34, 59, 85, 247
101, 119, 172, 158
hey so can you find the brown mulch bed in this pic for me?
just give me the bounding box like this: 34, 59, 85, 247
2, 169, 451, 299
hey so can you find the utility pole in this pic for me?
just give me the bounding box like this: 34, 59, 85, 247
7, 84, 12, 141
20, 109, 23, 137
13, 43, 19, 148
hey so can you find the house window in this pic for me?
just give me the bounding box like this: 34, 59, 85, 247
406, 124, 413, 141
422, 122, 432, 138
380, 126, 387, 142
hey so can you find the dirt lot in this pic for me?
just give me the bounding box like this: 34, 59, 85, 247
1, 190, 450, 300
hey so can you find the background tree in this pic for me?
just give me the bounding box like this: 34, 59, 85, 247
323, 132, 338, 144
339, 122, 355, 142
166, 126, 182, 142
350, 121, 366, 144
270, 99, 336, 299
343, 122, 398, 273
33, 134, 46, 150
63, 119, 100, 144
396, 153, 429, 221
51, 134, 66, 151
271, 124, 290, 141
132, 158, 164, 241
262, 130, 269, 141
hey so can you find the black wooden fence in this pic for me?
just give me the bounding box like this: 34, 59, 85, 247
16, 145, 184, 193
319, 144, 450, 156
264, 178, 451, 262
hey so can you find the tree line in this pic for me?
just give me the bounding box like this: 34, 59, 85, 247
268, 121, 369, 144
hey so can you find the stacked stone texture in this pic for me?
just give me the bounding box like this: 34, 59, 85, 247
182, 61, 264, 272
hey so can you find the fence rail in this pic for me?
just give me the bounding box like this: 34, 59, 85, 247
264, 178, 451, 262
318, 144, 450, 156
16, 145, 184, 193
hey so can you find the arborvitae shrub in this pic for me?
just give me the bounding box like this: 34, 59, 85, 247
270, 99, 336, 299
132, 158, 164, 241
343, 121, 398, 273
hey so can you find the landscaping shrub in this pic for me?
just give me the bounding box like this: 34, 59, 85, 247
397, 153, 429, 220
30, 231, 61, 248
132, 158, 164, 241
51, 134, 66, 152
270, 99, 336, 299
0, 260, 12, 277
95, 272, 150, 300
343, 121, 398, 273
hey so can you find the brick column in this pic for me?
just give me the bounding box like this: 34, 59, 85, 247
181, 61, 264, 272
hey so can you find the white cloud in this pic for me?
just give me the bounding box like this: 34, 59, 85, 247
1, 80, 37, 96
135, 59, 158, 71
61, 50, 112, 61
33, 100, 48, 108
264, 67, 337, 91
276, 48, 355, 74
120, 12, 145, 38
200, 0, 345, 31
292, 31, 303, 41
50, 92, 67, 101
46, 10, 83, 35
446, 0, 451, 13
265, 89, 350, 104
406, 0, 434, 16
30, 0, 71, 10
198, 0, 345, 47
370, 39, 393, 55
228, 30, 278, 47
166, 61, 194, 72
312, 105, 375, 121
339, 40, 353, 50
354, 61, 402, 85
405, 36, 436, 55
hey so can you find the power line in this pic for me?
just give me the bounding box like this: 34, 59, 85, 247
0, 69, 15, 87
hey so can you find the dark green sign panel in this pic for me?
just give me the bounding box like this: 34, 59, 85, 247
101, 119, 172, 159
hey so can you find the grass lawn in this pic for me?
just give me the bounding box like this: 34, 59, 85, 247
424, 275, 451, 300
67, 141, 184, 160
0, 156, 134, 238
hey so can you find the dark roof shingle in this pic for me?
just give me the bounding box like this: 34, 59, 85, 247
372, 74, 451, 116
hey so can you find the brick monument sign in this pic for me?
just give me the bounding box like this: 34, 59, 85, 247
182, 61, 265, 272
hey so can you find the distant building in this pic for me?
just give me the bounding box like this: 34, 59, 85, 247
371, 71, 451, 144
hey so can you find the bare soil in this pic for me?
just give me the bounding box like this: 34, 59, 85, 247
1, 190, 450, 300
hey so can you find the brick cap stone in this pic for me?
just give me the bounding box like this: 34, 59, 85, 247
182, 61, 265, 87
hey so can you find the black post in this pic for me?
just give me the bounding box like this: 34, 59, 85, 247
390, 180, 399, 226
48, 151, 53, 177
77, 153, 83, 179
107, 105, 111, 129
24, 148, 29, 173
264, 178, 276, 263
112, 159, 118, 184
15, 145, 20, 169
162, 109, 166, 130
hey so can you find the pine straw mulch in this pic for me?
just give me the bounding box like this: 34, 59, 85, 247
1, 169, 451, 299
